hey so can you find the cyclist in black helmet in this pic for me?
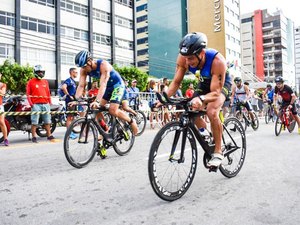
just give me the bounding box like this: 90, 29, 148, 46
273, 76, 300, 134
164, 32, 232, 168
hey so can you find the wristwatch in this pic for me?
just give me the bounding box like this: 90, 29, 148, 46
199, 95, 205, 102
95, 99, 100, 103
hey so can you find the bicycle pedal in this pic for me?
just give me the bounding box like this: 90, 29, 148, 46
208, 166, 218, 173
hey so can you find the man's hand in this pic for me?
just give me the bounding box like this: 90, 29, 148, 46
190, 96, 203, 110
90, 101, 100, 109
68, 101, 77, 107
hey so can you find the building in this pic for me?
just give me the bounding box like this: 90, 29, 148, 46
241, 9, 295, 86
295, 26, 300, 94
0, 0, 135, 92
188, 0, 241, 76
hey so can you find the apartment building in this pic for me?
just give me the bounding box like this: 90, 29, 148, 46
0, 0, 135, 91
241, 9, 295, 86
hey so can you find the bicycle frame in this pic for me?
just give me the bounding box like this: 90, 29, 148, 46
280, 107, 294, 128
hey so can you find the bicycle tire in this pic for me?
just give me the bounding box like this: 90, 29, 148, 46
287, 120, 296, 133
36, 117, 57, 137
64, 118, 98, 168
112, 119, 135, 156
219, 117, 246, 178
275, 116, 283, 136
148, 121, 198, 201
265, 107, 270, 124
251, 112, 259, 131
134, 110, 146, 136
235, 111, 247, 131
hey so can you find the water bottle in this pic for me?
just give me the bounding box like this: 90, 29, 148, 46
199, 128, 212, 143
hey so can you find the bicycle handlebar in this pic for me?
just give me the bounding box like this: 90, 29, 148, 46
156, 92, 193, 107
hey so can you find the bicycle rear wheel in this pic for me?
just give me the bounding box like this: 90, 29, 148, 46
134, 110, 146, 136
219, 117, 246, 178
275, 116, 283, 136
64, 118, 98, 168
148, 121, 198, 201
251, 112, 259, 131
112, 119, 135, 156
235, 111, 247, 131
287, 119, 296, 133
265, 107, 271, 124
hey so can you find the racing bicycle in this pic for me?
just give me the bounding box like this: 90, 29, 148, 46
148, 93, 247, 201
275, 105, 296, 136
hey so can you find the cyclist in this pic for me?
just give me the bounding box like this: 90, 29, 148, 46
164, 32, 232, 168
263, 83, 275, 116
273, 76, 300, 134
74, 50, 138, 136
230, 77, 256, 125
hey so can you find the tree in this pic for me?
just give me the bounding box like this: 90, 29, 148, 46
0, 59, 34, 94
113, 65, 148, 91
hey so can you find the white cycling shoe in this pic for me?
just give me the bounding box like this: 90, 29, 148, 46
207, 153, 224, 167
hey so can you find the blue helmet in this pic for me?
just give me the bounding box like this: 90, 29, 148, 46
75, 50, 91, 67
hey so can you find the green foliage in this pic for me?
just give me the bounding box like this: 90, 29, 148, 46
113, 64, 148, 91
181, 78, 198, 94
0, 59, 34, 94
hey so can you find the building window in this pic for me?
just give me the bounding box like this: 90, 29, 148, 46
93, 33, 111, 45
93, 9, 110, 23
61, 0, 88, 17
21, 16, 55, 35
241, 17, 252, 23
115, 0, 133, 8
137, 37, 148, 45
137, 60, 148, 67
27, 0, 55, 8
137, 26, 148, 34
115, 15, 133, 29
0, 43, 14, 58
137, 49, 148, 56
137, 4, 147, 12
21, 47, 55, 63
137, 15, 147, 23
61, 26, 88, 41
61, 52, 76, 65
0, 11, 15, 27
116, 38, 133, 50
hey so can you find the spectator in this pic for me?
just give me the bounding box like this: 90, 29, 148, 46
128, 80, 140, 108
0, 73, 9, 146
88, 80, 99, 97
175, 83, 183, 98
147, 80, 157, 129
251, 90, 261, 113
26, 65, 55, 143
185, 83, 194, 98
162, 77, 169, 92
60, 68, 78, 139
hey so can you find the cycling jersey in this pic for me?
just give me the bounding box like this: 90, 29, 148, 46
275, 84, 293, 104
266, 88, 274, 101
235, 84, 247, 102
188, 48, 232, 98
88, 59, 125, 103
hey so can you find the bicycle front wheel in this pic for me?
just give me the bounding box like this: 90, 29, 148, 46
251, 112, 259, 131
112, 119, 135, 156
64, 118, 98, 168
275, 116, 283, 136
265, 108, 271, 124
220, 117, 246, 178
148, 121, 198, 201
134, 110, 146, 136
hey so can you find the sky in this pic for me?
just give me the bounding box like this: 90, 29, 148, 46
240, 0, 300, 26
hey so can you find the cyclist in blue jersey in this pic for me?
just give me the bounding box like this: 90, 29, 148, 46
74, 50, 138, 136
165, 32, 232, 168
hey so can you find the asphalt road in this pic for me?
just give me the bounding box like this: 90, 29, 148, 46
0, 119, 300, 225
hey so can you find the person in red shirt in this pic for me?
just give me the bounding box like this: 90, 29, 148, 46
0, 73, 9, 146
185, 83, 194, 98
26, 65, 55, 143
88, 80, 99, 97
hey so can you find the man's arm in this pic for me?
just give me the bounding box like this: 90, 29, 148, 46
244, 85, 251, 101
167, 54, 187, 97
26, 81, 33, 106
75, 70, 87, 99
95, 61, 111, 102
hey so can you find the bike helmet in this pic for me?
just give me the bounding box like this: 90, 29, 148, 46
34, 65, 45, 79
267, 83, 272, 88
179, 32, 207, 56
234, 77, 242, 83
75, 50, 91, 67
275, 76, 284, 83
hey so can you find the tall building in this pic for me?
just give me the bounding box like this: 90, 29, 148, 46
188, 0, 241, 72
241, 9, 295, 86
0, 0, 135, 91
136, 0, 148, 73
295, 26, 300, 94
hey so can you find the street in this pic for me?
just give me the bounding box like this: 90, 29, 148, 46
0, 119, 300, 225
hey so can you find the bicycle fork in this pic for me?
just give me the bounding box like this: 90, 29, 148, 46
169, 128, 187, 163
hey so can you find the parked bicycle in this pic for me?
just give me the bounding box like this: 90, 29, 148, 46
275, 105, 296, 136
234, 99, 259, 131
148, 93, 246, 201
64, 98, 135, 169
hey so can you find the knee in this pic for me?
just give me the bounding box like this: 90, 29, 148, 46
109, 107, 118, 116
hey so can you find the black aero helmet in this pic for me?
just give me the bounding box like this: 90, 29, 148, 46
34, 65, 45, 79
275, 76, 284, 83
179, 32, 207, 56
75, 50, 91, 67
234, 77, 242, 82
